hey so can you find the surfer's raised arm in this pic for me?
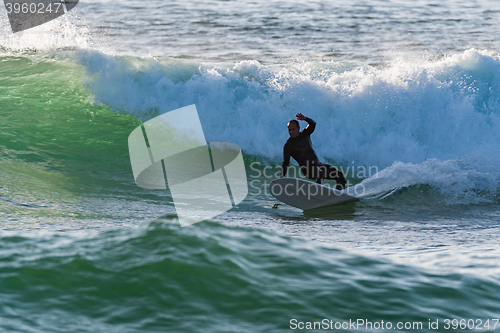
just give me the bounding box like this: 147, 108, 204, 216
300, 114, 316, 136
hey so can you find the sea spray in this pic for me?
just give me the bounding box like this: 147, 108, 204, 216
71, 49, 500, 202
76, 50, 500, 165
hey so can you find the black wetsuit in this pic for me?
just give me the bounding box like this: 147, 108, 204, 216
281, 117, 346, 187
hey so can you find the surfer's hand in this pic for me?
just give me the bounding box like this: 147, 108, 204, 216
296, 113, 306, 120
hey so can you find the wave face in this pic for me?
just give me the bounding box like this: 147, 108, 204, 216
1, 48, 500, 208
77, 50, 500, 164
2, 49, 500, 206
70, 49, 500, 202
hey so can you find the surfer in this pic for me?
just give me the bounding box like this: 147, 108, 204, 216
281, 113, 347, 190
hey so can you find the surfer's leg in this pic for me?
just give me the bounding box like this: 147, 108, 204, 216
301, 162, 324, 184
315, 167, 325, 184
318, 163, 346, 189
300, 165, 314, 180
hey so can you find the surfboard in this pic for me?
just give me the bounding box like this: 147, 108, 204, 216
269, 178, 359, 210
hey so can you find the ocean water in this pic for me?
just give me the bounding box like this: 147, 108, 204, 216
1, 0, 500, 332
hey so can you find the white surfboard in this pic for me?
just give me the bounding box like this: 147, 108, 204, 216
269, 178, 359, 210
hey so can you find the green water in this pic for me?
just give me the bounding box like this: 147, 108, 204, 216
0, 222, 499, 333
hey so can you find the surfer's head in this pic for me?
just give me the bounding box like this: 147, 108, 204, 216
287, 119, 300, 138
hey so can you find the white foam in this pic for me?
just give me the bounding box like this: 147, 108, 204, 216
0, 8, 90, 53
74, 49, 500, 199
